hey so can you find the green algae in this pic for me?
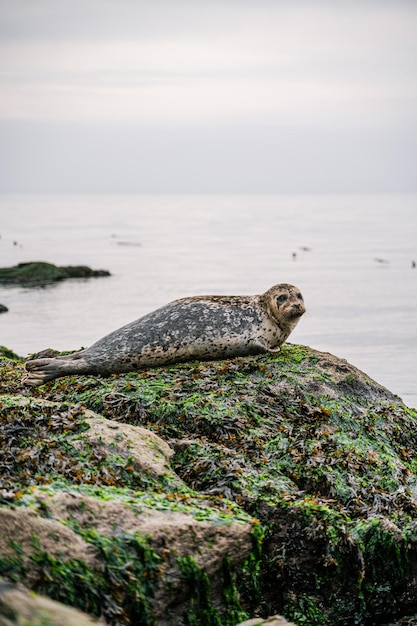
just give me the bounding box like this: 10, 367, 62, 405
351, 517, 408, 621
2, 345, 417, 624
173, 521, 264, 626
177, 556, 238, 626
1, 486, 261, 626
0, 395, 178, 497
0, 346, 23, 360
0, 529, 159, 624
284, 594, 328, 626
47, 359, 417, 520
17, 481, 255, 527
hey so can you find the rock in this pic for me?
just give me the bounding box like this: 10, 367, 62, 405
0, 577, 104, 625
0, 346, 21, 360
0, 394, 257, 625
0, 506, 96, 580
1, 344, 417, 625
0, 262, 110, 285
60, 265, 110, 279
0, 304, 8, 313
29, 488, 253, 620
80, 409, 182, 483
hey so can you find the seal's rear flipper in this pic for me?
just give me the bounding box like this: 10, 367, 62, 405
23, 355, 87, 386
23, 358, 63, 386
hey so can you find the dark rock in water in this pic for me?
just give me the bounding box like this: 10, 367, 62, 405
0, 304, 8, 313
61, 265, 111, 278
1, 344, 417, 625
0, 262, 110, 285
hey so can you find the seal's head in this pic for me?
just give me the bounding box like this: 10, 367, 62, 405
261, 283, 306, 330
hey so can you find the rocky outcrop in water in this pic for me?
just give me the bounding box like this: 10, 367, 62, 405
0, 262, 110, 285
1, 344, 417, 625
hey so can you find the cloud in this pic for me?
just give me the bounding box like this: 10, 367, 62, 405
0, 0, 416, 192
1, 21, 416, 126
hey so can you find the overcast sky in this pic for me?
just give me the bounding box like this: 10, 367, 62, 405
0, 0, 416, 193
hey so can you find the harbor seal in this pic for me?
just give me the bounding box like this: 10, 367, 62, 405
23, 283, 305, 386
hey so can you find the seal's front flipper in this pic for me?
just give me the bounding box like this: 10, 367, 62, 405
251, 341, 281, 354
266, 346, 281, 353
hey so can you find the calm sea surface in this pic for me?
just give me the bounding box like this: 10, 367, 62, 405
1, 193, 416, 408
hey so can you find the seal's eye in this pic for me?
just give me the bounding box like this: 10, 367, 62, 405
277, 294, 287, 305
297, 293, 303, 301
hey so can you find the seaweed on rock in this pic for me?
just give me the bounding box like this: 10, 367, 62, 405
1, 344, 417, 625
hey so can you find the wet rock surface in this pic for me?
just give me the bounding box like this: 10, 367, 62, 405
1, 344, 417, 625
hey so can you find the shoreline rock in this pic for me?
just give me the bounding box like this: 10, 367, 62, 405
1, 344, 417, 625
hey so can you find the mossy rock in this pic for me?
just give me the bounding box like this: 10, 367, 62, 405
0, 392, 259, 625
1, 345, 417, 625
0, 262, 110, 285
0, 577, 104, 626
0, 346, 22, 360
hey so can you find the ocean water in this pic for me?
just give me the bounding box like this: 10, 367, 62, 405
1, 193, 416, 408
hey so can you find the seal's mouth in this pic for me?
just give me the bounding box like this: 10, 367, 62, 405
285, 307, 306, 321
290, 304, 306, 315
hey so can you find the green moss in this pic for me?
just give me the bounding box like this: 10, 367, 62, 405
0, 553, 24, 583
19, 349, 417, 521
1, 499, 260, 626
177, 556, 222, 625
31, 553, 105, 618
0, 532, 158, 625
18, 481, 254, 527
3, 346, 417, 624
284, 594, 328, 626
351, 517, 408, 621
0, 346, 23, 360
236, 522, 264, 613
177, 555, 249, 626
